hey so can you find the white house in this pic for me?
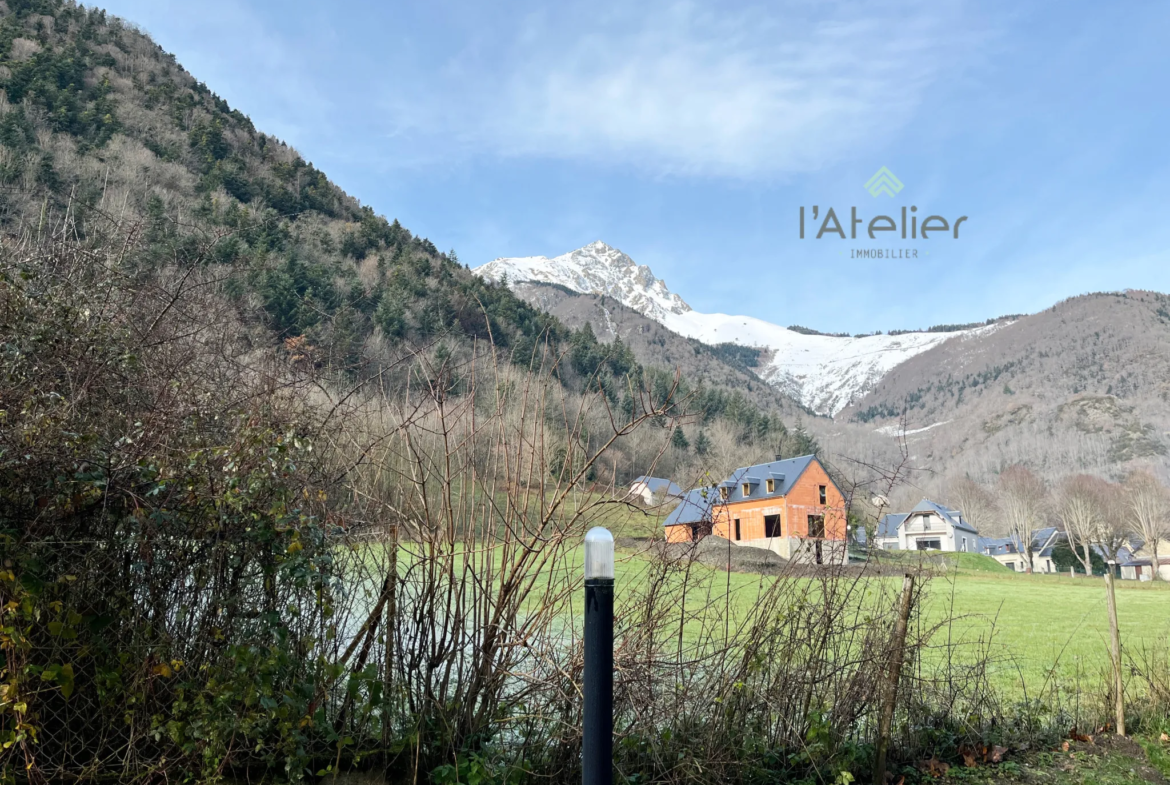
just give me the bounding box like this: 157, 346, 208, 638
873, 499, 980, 553
1120, 539, 1170, 580
628, 476, 683, 505
977, 527, 1062, 573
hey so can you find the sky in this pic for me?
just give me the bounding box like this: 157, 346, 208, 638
99, 0, 1170, 334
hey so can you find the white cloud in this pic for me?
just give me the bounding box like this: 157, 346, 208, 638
383, 0, 989, 177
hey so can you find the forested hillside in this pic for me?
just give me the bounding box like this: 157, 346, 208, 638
841, 291, 1170, 487
0, 0, 562, 368
0, 0, 803, 473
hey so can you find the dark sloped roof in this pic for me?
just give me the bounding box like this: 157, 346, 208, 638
1121, 557, 1170, 567
876, 513, 908, 538
1091, 543, 1137, 563
663, 488, 717, 527
977, 536, 1016, 556
718, 455, 820, 503
632, 476, 683, 496
979, 528, 1065, 558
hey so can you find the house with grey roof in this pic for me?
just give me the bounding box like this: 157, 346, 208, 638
662, 488, 717, 541
628, 476, 684, 505
977, 526, 1063, 573
869, 499, 980, 553
662, 454, 847, 565
1119, 536, 1170, 580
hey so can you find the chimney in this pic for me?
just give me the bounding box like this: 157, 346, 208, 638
774, 454, 783, 462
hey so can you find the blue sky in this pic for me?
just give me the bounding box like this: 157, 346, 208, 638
100, 0, 1170, 333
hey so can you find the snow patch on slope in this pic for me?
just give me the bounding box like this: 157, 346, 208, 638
875, 420, 952, 437
475, 242, 984, 417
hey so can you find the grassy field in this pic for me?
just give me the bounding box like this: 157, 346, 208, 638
378, 496, 1170, 699
917, 569, 1170, 691
604, 536, 1170, 695
602, 502, 1170, 694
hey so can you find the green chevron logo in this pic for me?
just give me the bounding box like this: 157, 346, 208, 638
864, 167, 903, 197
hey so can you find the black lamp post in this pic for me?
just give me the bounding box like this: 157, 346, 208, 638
583, 527, 614, 785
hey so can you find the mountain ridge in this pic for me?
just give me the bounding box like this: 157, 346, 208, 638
476, 242, 994, 416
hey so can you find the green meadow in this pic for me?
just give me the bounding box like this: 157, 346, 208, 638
609, 542, 1170, 694
374, 498, 1170, 699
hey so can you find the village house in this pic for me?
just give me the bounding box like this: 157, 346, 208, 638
628, 476, 683, 505
1120, 538, 1170, 580
977, 527, 1062, 573
870, 499, 980, 553
662, 488, 717, 541
662, 454, 847, 565
863, 498, 1069, 573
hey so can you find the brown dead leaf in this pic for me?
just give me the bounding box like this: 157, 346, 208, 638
1161, 732, 1170, 743
991, 746, 1008, 764
1061, 741, 1070, 752
922, 758, 950, 777
958, 745, 977, 768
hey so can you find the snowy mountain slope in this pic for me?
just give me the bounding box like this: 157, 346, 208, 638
474, 242, 989, 416
659, 309, 996, 417
476, 241, 691, 322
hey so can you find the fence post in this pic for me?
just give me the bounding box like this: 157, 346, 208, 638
583, 527, 615, 785
1104, 562, 1125, 736
874, 573, 915, 785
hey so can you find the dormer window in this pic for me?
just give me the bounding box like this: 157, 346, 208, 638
719, 487, 729, 501
766, 478, 775, 493
742, 483, 751, 497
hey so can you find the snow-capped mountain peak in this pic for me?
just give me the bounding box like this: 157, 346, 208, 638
474, 243, 986, 416
475, 241, 691, 322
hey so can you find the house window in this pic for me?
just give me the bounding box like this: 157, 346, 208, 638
742, 483, 750, 497
734, 519, 741, 541
916, 539, 942, 551
764, 514, 781, 538
766, 478, 775, 493
719, 487, 728, 501
818, 485, 827, 505
690, 522, 712, 540
807, 514, 825, 538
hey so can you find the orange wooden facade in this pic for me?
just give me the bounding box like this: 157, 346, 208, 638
664, 458, 846, 544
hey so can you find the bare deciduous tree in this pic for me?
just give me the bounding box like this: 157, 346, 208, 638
1126, 469, 1170, 581
1056, 474, 1110, 576
1093, 480, 1133, 572
997, 465, 1049, 573
947, 476, 997, 536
